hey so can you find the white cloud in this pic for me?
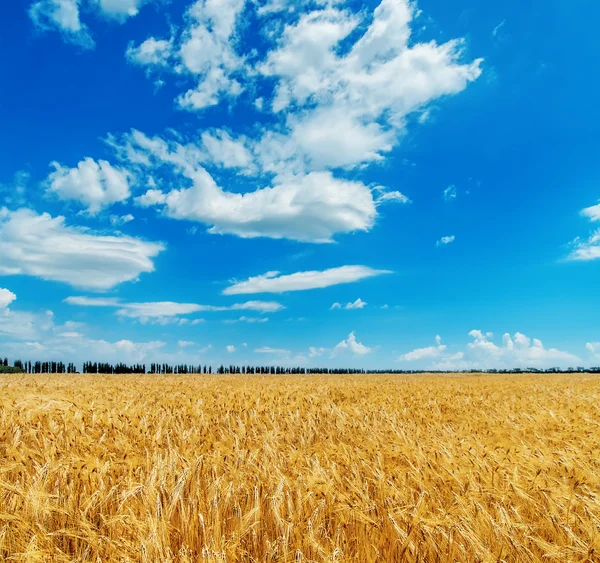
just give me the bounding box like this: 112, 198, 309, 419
581, 203, 600, 222
46, 158, 131, 214
331, 331, 372, 357
0, 208, 164, 290
256, 0, 482, 171
178, 340, 194, 348
586, 342, 600, 361
126, 36, 173, 66
29, 0, 156, 48
330, 297, 367, 310
399, 335, 447, 361
112, 130, 388, 242
566, 201, 600, 261
200, 130, 253, 169
135, 188, 167, 207
0, 309, 50, 340
125, 0, 481, 173
492, 19, 506, 38
255, 346, 291, 355
29, 0, 95, 49
63, 296, 121, 307
375, 191, 410, 204
226, 345, 236, 353
64, 296, 284, 319
156, 169, 379, 242
0, 288, 17, 309
94, 0, 154, 21
308, 346, 327, 358
568, 230, 600, 262
126, 0, 247, 111
110, 214, 135, 226
443, 185, 457, 201
403, 330, 580, 370
437, 235, 455, 246
224, 265, 390, 295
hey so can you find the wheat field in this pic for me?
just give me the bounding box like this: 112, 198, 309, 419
1, 374, 599, 562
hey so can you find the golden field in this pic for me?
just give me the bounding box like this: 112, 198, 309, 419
1, 374, 599, 562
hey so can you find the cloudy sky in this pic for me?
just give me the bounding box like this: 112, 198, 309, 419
1, 0, 598, 370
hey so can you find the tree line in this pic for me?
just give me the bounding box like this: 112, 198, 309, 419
2, 356, 600, 375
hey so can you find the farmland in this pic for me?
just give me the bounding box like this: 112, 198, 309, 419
1, 373, 599, 562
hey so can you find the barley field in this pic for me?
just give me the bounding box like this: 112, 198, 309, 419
1, 374, 599, 562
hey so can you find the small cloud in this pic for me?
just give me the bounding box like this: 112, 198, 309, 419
309, 346, 327, 358
376, 191, 410, 205
581, 203, 600, 222
0, 288, 17, 309
399, 336, 447, 361
331, 331, 372, 357
330, 298, 367, 310
255, 346, 291, 355
226, 345, 236, 353
380, 304, 389, 310
418, 108, 433, 124
437, 235, 456, 247
492, 19, 506, 37
178, 340, 194, 348
110, 214, 134, 226
443, 185, 457, 201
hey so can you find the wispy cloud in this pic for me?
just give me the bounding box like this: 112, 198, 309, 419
223, 266, 390, 295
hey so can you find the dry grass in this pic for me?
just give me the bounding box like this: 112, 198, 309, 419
1, 373, 600, 562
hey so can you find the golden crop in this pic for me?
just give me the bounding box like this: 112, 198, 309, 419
1, 373, 599, 562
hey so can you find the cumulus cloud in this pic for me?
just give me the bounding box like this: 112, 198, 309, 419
125, 0, 481, 173
46, 158, 131, 214
0, 288, 17, 309
331, 331, 372, 357
29, 0, 157, 48
330, 298, 367, 310
437, 235, 455, 246
0, 208, 164, 290
126, 36, 173, 66
126, 0, 246, 111
581, 203, 600, 222
224, 265, 390, 295
255, 0, 482, 172
200, 130, 254, 170
568, 230, 600, 261
400, 330, 580, 370
29, 0, 94, 49
111, 129, 394, 242
399, 335, 447, 361
226, 345, 236, 353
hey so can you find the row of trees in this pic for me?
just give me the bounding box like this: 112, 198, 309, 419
2, 356, 600, 375
1, 358, 77, 374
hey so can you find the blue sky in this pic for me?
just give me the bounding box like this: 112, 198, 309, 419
1, 0, 599, 370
